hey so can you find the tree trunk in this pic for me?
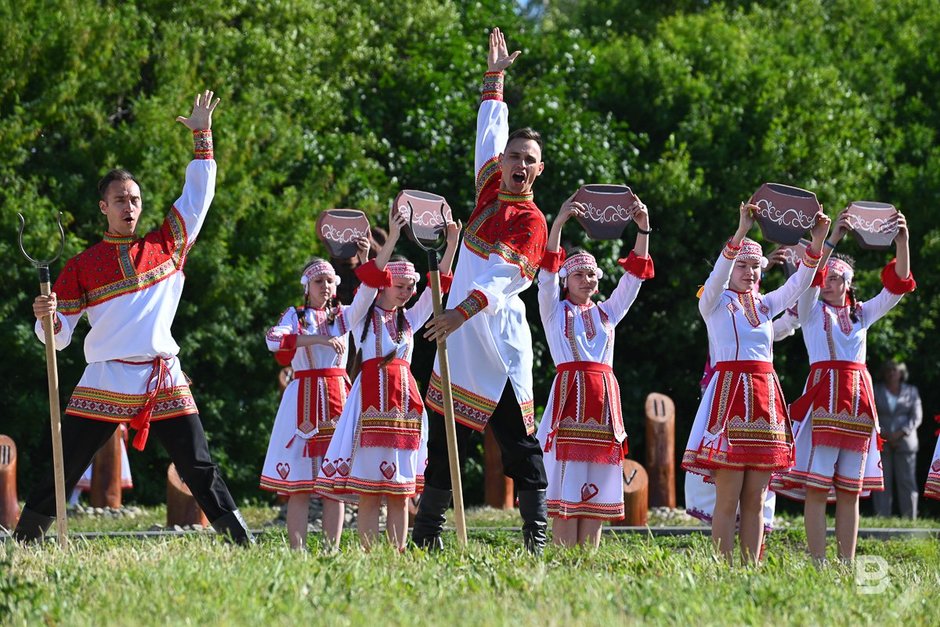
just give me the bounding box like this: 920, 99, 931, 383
166, 463, 208, 527
644, 392, 676, 508
622, 459, 649, 526
0, 435, 18, 529
89, 428, 123, 509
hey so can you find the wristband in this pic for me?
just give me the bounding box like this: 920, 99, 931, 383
823, 240, 836, 250
636, 226, 652, 235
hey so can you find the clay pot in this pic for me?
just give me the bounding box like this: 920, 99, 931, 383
316, 209, 371, 259
749, 183, 821, 245
571, 184, 637, 240
845, 201, 898, 250
394, 189, 453, 246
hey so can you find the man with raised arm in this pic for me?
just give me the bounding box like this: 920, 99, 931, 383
415, 28, 550, 553
15, 91, 253, 545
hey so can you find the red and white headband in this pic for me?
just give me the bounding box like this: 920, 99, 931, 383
827, 257, 854, 284
387, 260, 420, 284
738, 238, 768, 268
559, 252, 603, 280
300, 260, 339, 287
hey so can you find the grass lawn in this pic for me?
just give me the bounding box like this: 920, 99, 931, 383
3, 506, 939, 625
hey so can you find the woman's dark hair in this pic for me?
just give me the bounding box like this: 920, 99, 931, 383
832, 253, 860, 323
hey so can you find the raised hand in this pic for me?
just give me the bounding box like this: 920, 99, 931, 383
445, 219, 463, 247
733, 202, 757, 243
388, 205, 408, 241
557, 198, 586, 225
809, 212, 831, 249
176, 90, 220, 131
488, 27, 521, 73
891, 211, 909, 244
828, 207, 851, 244
355, 236, 371, 260
630, 198, 650, 232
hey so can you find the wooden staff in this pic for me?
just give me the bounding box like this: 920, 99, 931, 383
17, 212, 68, 548
407, 199, 467, 547
426, 250, 468, 547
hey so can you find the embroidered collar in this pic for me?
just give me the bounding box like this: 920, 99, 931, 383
102, 231, 138, 244
498, 190, 534, 203
565, 297, 595, 310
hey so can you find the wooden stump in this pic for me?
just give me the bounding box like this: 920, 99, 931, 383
622, 459, 649, 526
484, 425, 514, 509
0, 435, 18, 529
89, 428, 123, 509
167, 463, 208, 527
644, 392, 676, 508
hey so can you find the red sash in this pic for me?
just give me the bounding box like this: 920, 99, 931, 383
359, 357, 424, 450
789, 360, 877, 452
291, 368, 350, 457
117, 356, 171, 451
544, 362, 626, 465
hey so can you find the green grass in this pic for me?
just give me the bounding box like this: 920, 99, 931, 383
3, 507, 940, 626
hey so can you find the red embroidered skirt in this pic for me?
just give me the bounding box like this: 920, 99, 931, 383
683, 360, 793, 473
544, 362, 626, 465
294, 368, 350, 458
788, 360, 877, 452
358, 357, 424, 450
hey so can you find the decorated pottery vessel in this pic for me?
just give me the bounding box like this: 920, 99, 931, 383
316, 209, 371, 259
748, 183, 822, 245
571, 184, 637, 240
394, 189, 453, 246
845, 201, 898, 250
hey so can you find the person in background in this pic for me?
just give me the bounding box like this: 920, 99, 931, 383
873, 360, 923, 519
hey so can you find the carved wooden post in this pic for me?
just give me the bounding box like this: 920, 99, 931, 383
0, 435, 18, 529
483, 426, 514, 509
622, 459, 649, 526
644, 392, 676, 508
89, 428, 123, 508
167, 463, 208, 527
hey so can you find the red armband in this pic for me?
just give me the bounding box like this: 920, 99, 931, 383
881, 259, 916, 295
355, 260, 392, 288
618, 251, 655, 280
540, 250, 565, 273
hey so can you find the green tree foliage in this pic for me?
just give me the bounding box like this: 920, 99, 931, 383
2, 0, 938, 507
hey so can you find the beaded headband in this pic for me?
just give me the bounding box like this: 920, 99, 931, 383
300, 260, 340, 287
559, 252, 604, 280
827, 257, 854, 284
738, 238, 768, 268
387, 260, 420, 284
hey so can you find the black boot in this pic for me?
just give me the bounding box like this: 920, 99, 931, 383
12, 507, 55, 544
518, 489, 548, 555
211, 510, 254, 546
411, 486, 451, 551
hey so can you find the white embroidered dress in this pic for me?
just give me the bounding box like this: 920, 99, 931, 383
535, 255, 650, 519
315, 272, 431, 500
260, 306, 350, 494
